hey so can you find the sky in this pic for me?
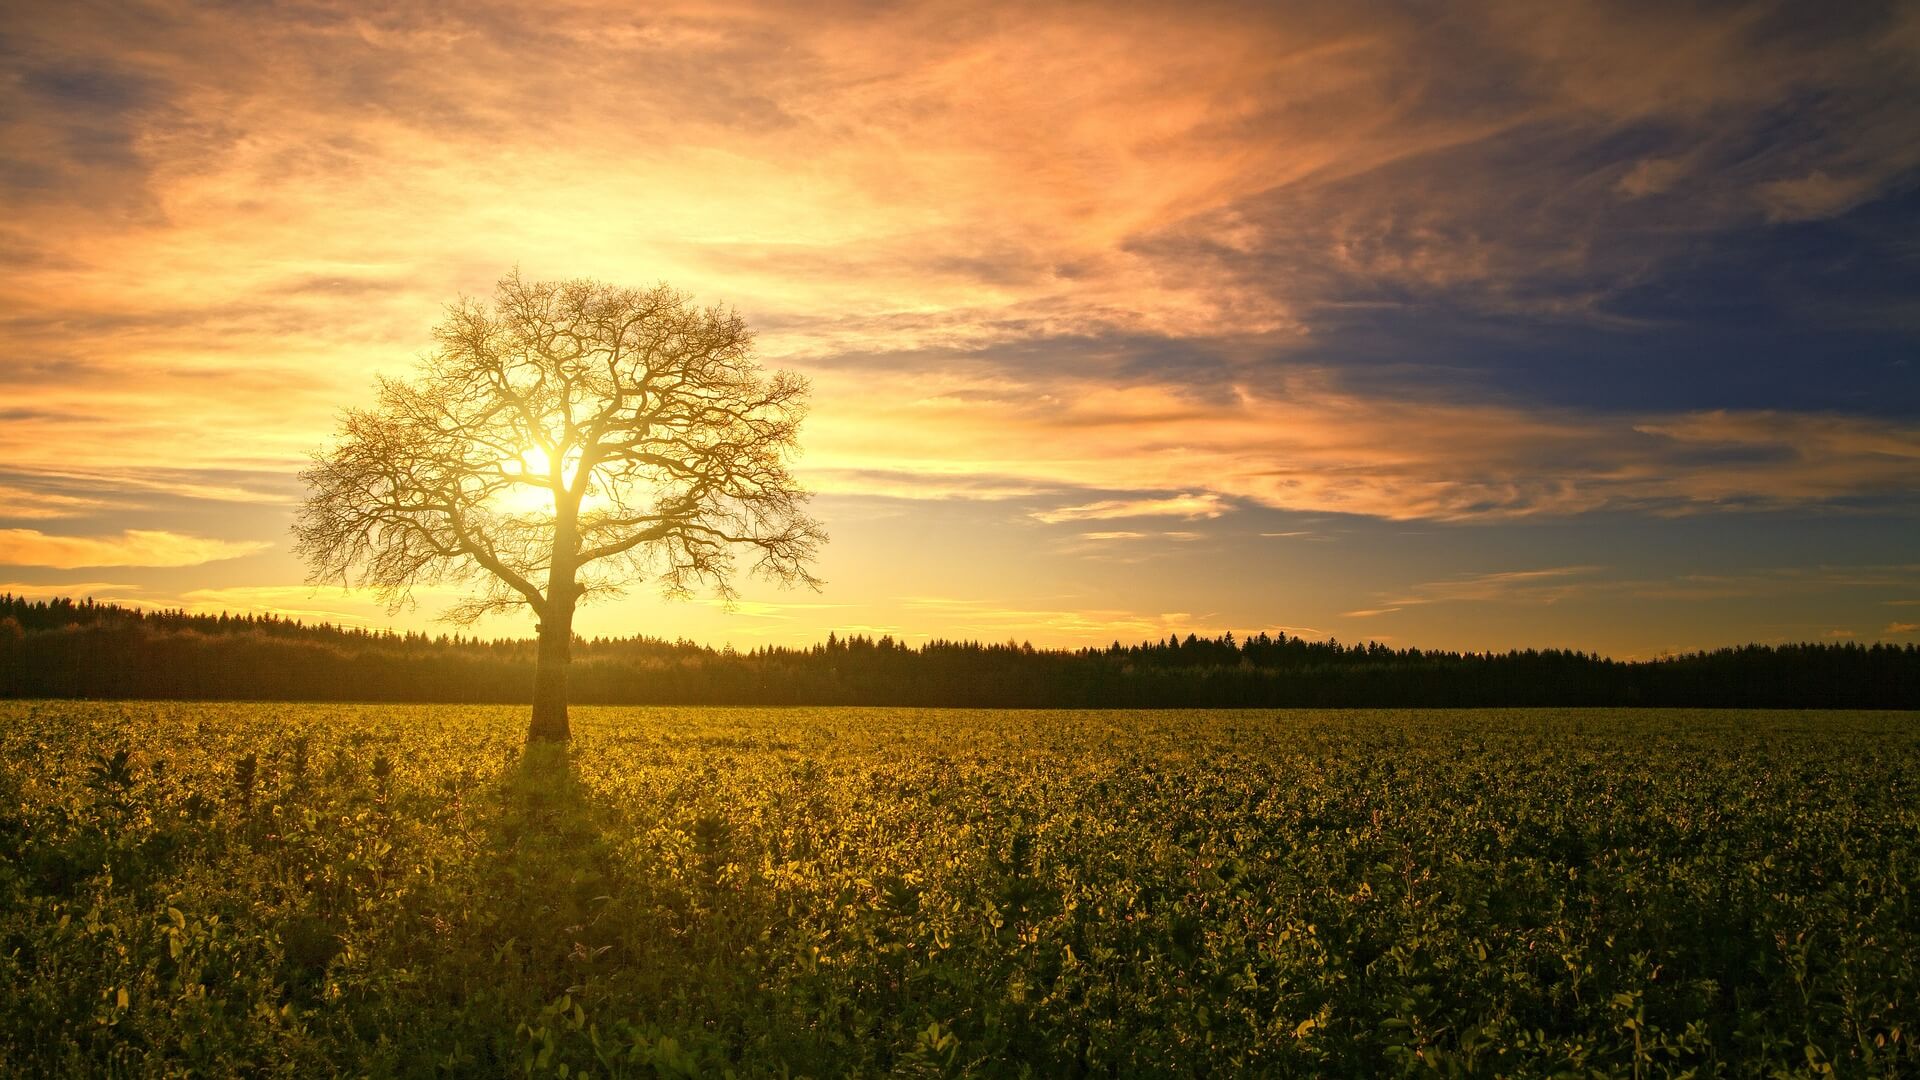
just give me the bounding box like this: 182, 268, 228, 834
1, 0, 1917, 658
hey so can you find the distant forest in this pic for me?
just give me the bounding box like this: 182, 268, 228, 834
2, 595, 1915, 709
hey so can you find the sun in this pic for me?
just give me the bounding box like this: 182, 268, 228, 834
484, 445, 557, 516
518, 446, 552, 476
493, 443, 607, 517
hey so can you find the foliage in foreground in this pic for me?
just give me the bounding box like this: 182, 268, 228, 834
1, 702, 1917, 1077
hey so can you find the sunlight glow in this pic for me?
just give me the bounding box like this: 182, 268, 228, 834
488, 445, 557, 517
490, 442, 609, 518
3, 1, 1913, 656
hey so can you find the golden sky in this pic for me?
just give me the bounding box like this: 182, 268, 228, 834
3, 0, 1918, 655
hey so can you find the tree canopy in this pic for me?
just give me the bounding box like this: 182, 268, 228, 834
295, 271, 824, 738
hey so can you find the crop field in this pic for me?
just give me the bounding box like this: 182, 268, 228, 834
2, 703, 1917, 1077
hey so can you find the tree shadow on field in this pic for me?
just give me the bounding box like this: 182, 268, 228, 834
403, 740, 635, 1076
448, 737, 811, 1077
416, 730, 897, 1078
481, 741, 623, 989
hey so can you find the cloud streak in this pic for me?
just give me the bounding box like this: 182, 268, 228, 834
0, 529, 270, 569
3, 0, 1916, 496
1385, 566, 1608, 608
1032, 493, 1227, 524
899, 595, 1230, 642
812, 367, 1920, 521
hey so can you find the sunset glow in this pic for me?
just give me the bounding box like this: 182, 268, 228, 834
2, 0, 1916, 655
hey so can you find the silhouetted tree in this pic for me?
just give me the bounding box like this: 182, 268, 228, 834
294, 272, 825, 741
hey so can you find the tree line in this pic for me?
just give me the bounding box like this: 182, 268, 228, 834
3, 595, 1914, 709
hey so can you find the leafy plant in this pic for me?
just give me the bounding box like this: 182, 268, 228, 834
1, 702, 1915, 1076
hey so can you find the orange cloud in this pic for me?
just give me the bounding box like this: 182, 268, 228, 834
4, 0, 1913, 487
808, 367, 1920, 520
1384, 566, 1608, 608
899, 595, 1226, 642
0, 529, 270, 569
0, 483, 105, 519
0, 580, 146, 601
1032, 493, 1227, 524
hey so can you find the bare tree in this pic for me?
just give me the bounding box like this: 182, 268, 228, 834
295, 271, 825, 741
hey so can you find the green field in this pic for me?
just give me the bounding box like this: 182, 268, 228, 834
2, 703, 1916, 1077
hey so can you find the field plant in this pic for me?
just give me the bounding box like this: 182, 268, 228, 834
1, 703, 1916, 1076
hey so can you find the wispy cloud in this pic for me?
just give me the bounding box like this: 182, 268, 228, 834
689, 597, 855, 621
900, 595, 1223, 642
0, 580, 146, 602
0, 529, 270, 569
0, 483, 106, 520
1031, 493, 1226, 524
0, 467, 299, 516
174, 584, 476, 625
1384, 566, 1609, 608
1370, 563, 1920, 612
1078, 529, 1203, 542
2, 0, 1912, 520
1887, 622, 1919, 636
801, 468, 1049, 502
814, 366, 1920, 522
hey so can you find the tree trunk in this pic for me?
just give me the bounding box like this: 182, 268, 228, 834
528, 600, 575, 742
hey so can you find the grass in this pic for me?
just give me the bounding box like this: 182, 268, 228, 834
2, 702, 1917, 1076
